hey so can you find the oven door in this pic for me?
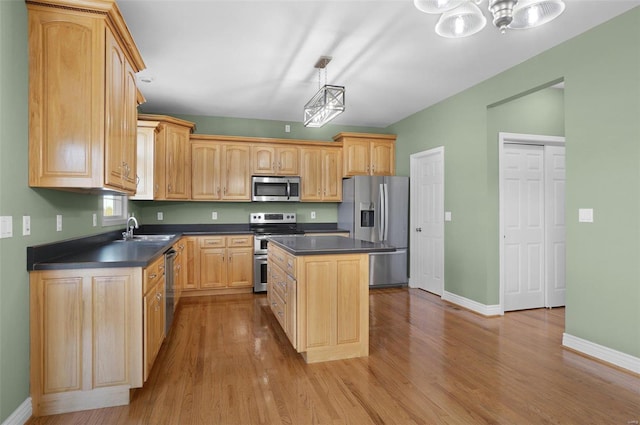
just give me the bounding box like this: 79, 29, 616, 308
254, 254, 268, 292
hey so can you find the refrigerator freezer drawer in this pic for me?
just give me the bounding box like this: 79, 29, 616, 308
369, 249, 407, 287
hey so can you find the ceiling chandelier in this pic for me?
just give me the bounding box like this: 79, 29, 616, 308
303, 56, 345, 128
414, 0, 566, 38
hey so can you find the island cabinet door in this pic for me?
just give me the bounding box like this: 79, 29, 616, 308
296, 254, 369, 362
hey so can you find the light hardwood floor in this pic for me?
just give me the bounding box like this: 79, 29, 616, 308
27, 288, 640, 424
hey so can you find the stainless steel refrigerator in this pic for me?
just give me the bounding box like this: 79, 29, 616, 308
338, 176, 409, 287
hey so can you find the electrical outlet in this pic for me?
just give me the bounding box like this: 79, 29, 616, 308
445, 211, 452, 222
56, 214, 62, 231
92, 213, 97, 227
211, 211, 218, 220
23, 216, 31, 236
285, 124, 291, 133
157, 212, 164, 221
310, 211, 316, 219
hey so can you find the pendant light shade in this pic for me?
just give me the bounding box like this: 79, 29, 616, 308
509, 0, 566, 29
303, 85, 345, 128
435, 2, 487, 38
414, 0, 465, 14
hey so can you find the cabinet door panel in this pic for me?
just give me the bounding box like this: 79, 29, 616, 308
200, 248, 226, 288
371, 141, 395, 176
336, 260, 361, 344
192, 143, 221, 200
303, 260, 336, 349
184, 237, 198, 290
104, 30, 125, 189
252, 145, 276, 175
323, 149, 342, 201
227, 248, 253, 288
121, 61, 138, 191
166, 125, 190, 199
93, 274, 131, 387
222, 145, 251, 200
28, 12, 102, 187
343, 140, 370, 176
41, 277, 83, 393
300, 148, 321, 201
277, 146, 299, 175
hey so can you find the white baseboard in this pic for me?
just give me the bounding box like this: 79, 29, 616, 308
2, 398, 31, 425
562, 333, 640, 374
442, 291, 501, 316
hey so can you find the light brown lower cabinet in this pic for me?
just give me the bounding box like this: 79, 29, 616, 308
30, 267, 142, 416
182, 234, 254, 296
267, 244, 369, 363
29, 255, 170, 417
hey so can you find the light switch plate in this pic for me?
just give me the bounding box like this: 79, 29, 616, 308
445, 211, 452, 222
56, 214, 62, 231
0, 216, 13, 238
92, 213, 97, 227
23, 216, 31, 236
578, 208, 594, 223
310, 211, 316, 219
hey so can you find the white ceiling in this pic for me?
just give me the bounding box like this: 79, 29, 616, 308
118, 0, 640, 128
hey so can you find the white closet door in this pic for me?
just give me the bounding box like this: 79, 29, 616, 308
545, 145, 566, 307
504, 144, 545, 311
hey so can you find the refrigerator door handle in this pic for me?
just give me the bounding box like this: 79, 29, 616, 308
383, 183, 389, 241
378, 183, 384, 241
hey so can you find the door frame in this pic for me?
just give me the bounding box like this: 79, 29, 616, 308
409, 146, 444, 295
498, 132, 565, 314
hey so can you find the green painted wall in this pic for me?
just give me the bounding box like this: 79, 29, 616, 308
389, 9, 639, 357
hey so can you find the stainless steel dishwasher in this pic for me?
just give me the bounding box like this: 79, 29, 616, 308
164, 248, 177, 334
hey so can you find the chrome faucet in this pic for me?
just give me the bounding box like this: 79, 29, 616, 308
126, 216, 139, 239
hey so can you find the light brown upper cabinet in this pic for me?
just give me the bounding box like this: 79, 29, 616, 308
27, 0, 145, 194
251, 144, 299, 176
138, 114, 195, 200
190, 137, 251, 201
334, 133, 396, 177
299, 146, 342, 202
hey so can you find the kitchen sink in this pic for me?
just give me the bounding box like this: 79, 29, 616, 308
114, 234, 176, 243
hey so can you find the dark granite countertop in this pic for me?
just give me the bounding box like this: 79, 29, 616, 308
267, 235, 395, 256
27, 223, 349, 270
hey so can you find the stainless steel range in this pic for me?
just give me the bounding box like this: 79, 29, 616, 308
251, 212, 303, 292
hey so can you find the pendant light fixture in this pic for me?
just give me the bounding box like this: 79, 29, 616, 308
415, 0, 566, 38
303, 56, 345, 128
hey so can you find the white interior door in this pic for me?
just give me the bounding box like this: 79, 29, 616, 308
545, 146, 566, 307
410, 147, 444, 295
503, 144, 545, 311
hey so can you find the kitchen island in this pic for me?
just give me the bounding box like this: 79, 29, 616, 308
266, 235, 395, 363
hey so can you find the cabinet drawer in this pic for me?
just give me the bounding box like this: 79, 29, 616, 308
227, 235, 252, 247
144, 256, 165, 294
269, 264, 286, 301
268, 245, 295, 276
270, 288, 286, 329
200, 236, 225, 248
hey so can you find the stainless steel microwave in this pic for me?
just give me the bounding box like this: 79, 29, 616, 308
251, 176, 301, 202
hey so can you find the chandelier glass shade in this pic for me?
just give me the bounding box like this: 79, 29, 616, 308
303, 84, 345, 128
415, 0, 566, 38
436, 2, 487, 38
